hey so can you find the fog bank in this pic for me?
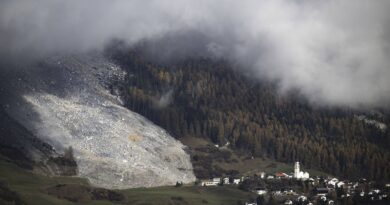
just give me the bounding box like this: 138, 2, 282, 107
1, 0, 390, 108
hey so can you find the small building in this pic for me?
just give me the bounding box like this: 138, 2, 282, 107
213, 178, 221, 183
253, 187, 267, 195
284, 200, 293, 205
315, 187, 329, 196
223, 177, 230, 184
201, 178, 221, 186
275, 172, 289, 179
233, 178, 241, 185
337, 181, 345, 188
308, 178, 315, 185
267, 175, 275, 179
327, 178, 339, 188
297, 195, 307, 202
283, 189, 295, 195
201, 181, 218, 186
255, 172, 266, 179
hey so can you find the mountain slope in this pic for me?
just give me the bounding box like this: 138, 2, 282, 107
109, 47, 390, 181
0, 53, 195, 189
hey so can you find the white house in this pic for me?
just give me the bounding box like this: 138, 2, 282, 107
336, 181, 345, 188
201, 181, 218, 186
254, 188, 267, 195
293, 162, 310, 180
267, 175, 275, 179
201, 178, 221, 186
233, 178, 241, 184
223, 177, 230, 184
297, 195, 307, 202
213, 178, 221, 183
327, 178, 339, 187
284, 200, 293, 205
255, 172, 266, 179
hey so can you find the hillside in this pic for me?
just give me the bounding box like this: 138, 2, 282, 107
108, 47, 390, 181
0, 53, 195, 189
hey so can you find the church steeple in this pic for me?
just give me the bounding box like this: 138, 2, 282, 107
294, 161, 300, 178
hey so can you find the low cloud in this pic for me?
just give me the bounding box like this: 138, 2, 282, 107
1, 0, 390, 108
154, 89, 174, 109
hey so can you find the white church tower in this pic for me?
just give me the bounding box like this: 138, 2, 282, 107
293, 161, 309, 180
294, 162, 300, 178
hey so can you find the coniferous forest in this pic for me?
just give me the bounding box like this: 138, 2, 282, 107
108, 47, 390, 181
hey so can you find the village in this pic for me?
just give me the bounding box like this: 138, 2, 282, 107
179, 162, 390, 205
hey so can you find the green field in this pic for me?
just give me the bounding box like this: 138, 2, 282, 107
181, 137, 330, 178
0, 159, 256, 205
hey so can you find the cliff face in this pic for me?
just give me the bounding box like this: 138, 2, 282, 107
0, 53, 195, 189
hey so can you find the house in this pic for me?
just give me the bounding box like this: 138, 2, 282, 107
213, 178, 221, 183
341, 194, 351, 198
337, 181, 345, 188
283, 189, 295, 195
315, 187, 329, 196
201, 181, 218, 186
267, 175, 275, 179
308, 178, 315, 185
253, 187, 267, 195
233, 178, 241, 184
255, 172, 266, 179
273, 190, 282, 195
358, 178, 367, 183
201, 178, 221, 186
297, 195, 307, 202
320, 196, 327, 202
275, 172, 289, 179
327, 178, 339, 187
284, 200, 293, 205
223, 177, 230, 184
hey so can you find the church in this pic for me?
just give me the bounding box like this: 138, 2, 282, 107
293, 162, 310, 180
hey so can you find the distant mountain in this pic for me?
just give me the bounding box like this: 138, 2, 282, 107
109, 46, 390, 181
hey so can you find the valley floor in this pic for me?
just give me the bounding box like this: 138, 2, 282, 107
0, 158, 255, 205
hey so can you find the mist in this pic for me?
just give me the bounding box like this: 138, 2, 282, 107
1, 0, 390, 108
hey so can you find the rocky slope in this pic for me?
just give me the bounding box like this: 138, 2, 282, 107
0, 107, 77, 176
0, 53, 195, 189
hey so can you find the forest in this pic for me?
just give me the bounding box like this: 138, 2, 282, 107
107, 46, 390, 181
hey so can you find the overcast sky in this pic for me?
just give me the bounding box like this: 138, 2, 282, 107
1, 0, 390, 108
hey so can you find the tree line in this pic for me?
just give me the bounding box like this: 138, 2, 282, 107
108, 47, 390, 181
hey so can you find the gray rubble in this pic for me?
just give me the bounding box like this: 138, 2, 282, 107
0, 53, 195, 189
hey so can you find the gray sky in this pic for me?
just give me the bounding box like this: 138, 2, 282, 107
1, 0, 390, 108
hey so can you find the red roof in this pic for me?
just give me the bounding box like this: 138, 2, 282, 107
275, 172, 288, 177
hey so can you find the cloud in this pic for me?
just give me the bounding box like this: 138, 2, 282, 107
1, 0, 390, 108
154, 89, 174, 109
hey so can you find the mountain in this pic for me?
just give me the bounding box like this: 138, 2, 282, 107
0, 53, 195, 189
108, 46, 390, 181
